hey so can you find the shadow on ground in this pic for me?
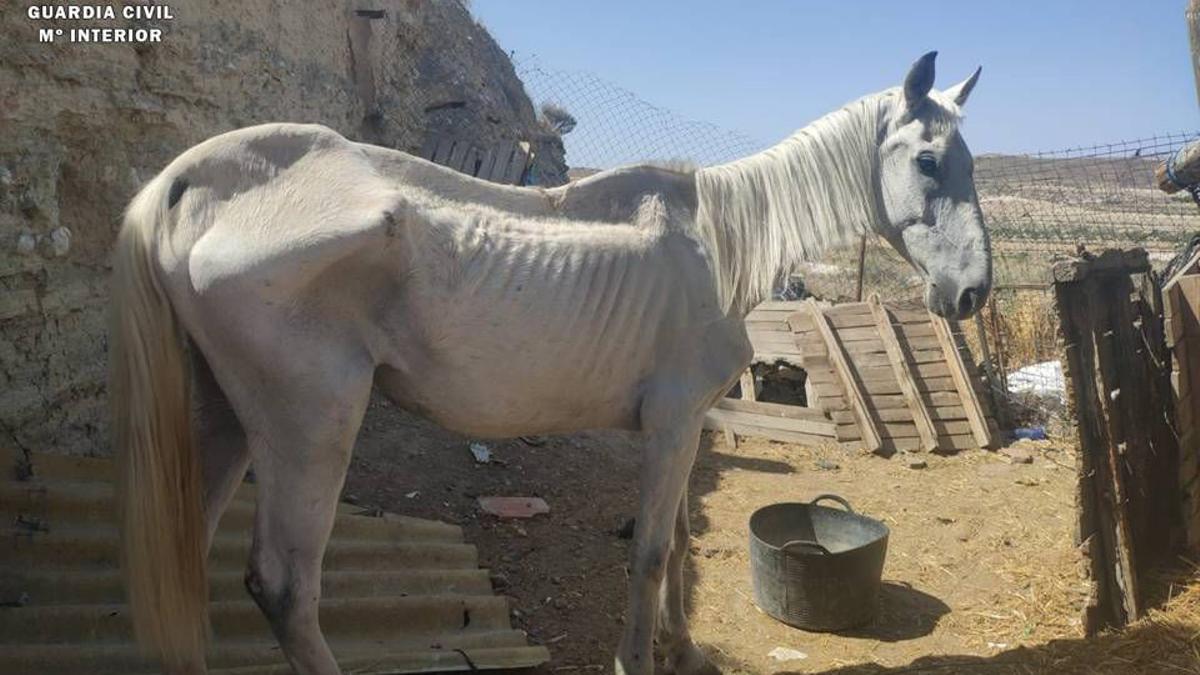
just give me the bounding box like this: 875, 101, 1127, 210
831, 582, 950, 643
780, 614, 1199, 674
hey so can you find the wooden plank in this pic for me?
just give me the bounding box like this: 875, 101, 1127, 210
747, 301, 808, 314
807, 362, 949, 382
1087, 277, 1142, 622
739, 370, 758, 402
747, 332, 803, 351
825, 390, 968, 411
431, 137, 456, 165
832, 405, 969, 425
503, 143, 531, 184
417, 135, 441, 161
869, 294, 937, 451
1052, 249, 1150, 283
838, 419, 974, 441
476, 144, 501, 180
867, 433, 981, 452
702, 415, 834, 447
705, 407, 837, 437
448, 142, 470, 173
714, 397, 831, 423
486, 141, 516, 182
807, 375, 959, 397
795, 299, 881, 452
749, 352, 805, 367
802, 349, 948, 369
798, 334, 943, 354
930, 311, 993, 448
1156, 137, 1200, 193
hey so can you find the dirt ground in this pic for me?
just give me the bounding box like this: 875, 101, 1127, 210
343, 395, 1193, 674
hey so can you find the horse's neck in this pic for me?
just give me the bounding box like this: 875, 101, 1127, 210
694, 93, 890, 316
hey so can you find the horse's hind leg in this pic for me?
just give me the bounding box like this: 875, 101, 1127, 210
240, 364, 373, 674
192, 349, 251, 546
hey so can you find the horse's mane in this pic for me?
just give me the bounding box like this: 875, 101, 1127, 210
693, 88, 962, 314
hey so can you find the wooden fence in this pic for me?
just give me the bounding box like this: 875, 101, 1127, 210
1164, 248, 1200, 553
417, 135, 532, 185
1053, 249, 1180, 634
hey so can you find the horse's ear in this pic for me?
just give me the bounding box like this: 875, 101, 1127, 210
945, 66, 982, 107
904, 51, 937, 108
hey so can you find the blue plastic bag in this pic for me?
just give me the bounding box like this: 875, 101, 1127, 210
1013, 427, 1047, 441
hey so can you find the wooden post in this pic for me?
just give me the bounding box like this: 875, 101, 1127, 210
855, 236, 868, 302
1052, 249, 1162, 633
1157, 2, 1200, 192
798, 299, 882, 452
740, 370, 758, 402
1084, 277, 1142, 624
1190, 0, 1200, 112
973, 309, 1001, 423
869, 294, 938, 451
988, 293, 1009, 395
930, 312, 993, 448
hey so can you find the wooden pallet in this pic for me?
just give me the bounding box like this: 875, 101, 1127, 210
417, 135, 532, 185
709, 298, 997, 452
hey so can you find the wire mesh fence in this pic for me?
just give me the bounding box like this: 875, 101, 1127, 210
510, 55, 1200, 431
514, 55, 765, 172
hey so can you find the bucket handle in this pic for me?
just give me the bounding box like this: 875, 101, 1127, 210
781, 539, 832, 555
810, 494, 854, 512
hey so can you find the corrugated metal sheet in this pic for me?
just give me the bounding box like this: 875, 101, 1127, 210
0, 448, 549, 674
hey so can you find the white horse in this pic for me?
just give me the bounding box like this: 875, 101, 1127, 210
111, 52, 987, 675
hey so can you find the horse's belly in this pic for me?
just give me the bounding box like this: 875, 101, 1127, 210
376, 348, 646, 438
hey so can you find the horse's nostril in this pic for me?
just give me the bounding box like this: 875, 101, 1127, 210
957, 287, 979, 317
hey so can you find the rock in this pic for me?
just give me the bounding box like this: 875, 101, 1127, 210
815, 459, 840, 471
768, 647, 808, 662
469, 442, 492, 464
0, 0, 552, 457
15, 230, 36, 256
489, 572, 510, 591
906, 457, 928, 470
46, 227, 71, 257
1000, 446, 1034, 464
478, 496, 550, 518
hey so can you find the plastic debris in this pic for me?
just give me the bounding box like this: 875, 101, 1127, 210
469, 442, 492, 464
478, 496, 550, 518
768, 647, 808, 662
1013, 426, 1047, 441
1007, 361, 1064, 401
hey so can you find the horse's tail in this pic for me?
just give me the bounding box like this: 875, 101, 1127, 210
110, 173, 208, 670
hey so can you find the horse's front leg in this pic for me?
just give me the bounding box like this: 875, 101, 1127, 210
616, 403, 718, 675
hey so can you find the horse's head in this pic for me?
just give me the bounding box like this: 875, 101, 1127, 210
875, 51, 990, 320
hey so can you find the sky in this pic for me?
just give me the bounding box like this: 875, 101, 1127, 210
472, 0, 1199, 156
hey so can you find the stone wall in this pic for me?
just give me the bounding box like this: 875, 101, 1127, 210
0, 0, 548, 455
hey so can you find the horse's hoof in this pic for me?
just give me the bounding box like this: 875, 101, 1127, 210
663, 642, 721, 675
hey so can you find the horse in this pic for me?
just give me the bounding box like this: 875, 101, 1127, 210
110, 51, 988, 675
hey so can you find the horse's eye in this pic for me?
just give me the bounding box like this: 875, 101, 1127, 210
916, 152, 938, 176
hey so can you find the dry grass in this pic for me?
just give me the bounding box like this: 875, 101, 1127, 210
982, 290, 1059, 372
808, 562, 1200, 674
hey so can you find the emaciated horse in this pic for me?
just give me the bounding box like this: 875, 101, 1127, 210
110, 52, 988, 674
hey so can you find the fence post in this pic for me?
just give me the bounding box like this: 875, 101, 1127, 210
1190, 0, 1200, 111
854, 235, 867, 302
